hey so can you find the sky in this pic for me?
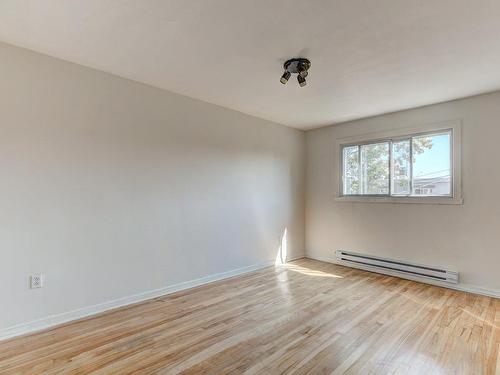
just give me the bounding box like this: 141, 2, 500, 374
413, 133, 451, 178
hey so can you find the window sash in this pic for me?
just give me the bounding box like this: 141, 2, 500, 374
340, 129, 453, 198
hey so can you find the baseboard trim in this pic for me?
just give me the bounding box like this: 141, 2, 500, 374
306, 254, 500, 299
0, 259, 276, 342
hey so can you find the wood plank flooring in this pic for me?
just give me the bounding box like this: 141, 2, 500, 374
0, 259, 498, 374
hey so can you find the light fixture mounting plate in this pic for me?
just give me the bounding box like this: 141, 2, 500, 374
283, 58, 311, 73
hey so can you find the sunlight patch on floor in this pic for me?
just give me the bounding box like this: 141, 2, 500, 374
285, 263, 343, 278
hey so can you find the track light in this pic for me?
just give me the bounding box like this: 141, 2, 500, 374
297, 74, 307, 87
280, 58, 311, 87
280, 71, 291, 84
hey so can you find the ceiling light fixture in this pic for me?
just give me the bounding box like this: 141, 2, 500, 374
280, 58, 311, 87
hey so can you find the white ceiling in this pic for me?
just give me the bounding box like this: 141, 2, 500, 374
1, 1, 500, 130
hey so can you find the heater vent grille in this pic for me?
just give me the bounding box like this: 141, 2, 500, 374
335, 250, 458, 284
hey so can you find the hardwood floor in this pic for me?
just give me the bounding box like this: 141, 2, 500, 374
0, 259, 498, 374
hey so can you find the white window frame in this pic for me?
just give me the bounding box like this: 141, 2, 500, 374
335, 120, 463, 205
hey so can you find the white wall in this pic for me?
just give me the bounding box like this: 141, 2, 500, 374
0, 42, 305, 332
306, 91, 500, 294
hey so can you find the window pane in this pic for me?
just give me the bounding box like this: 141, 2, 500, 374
412, 132, 451, 196
392, 140, 411, 195
342, 146, 359, 195
360, 142, 389, 195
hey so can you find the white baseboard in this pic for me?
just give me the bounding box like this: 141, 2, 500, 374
0, 259, 276, 342
306, 253, 500, 299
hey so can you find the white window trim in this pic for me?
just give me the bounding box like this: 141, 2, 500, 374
335, 120, 463, 205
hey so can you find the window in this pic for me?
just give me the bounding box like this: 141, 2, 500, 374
339, 124, 461, 203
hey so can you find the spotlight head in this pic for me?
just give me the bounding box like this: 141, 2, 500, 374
297, 62, 309, 78
297, 74, 307, 87
280, 70, 291, 84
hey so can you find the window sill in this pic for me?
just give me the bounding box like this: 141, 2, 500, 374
335, 195, 463, 205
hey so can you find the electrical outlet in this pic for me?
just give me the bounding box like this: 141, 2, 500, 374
30, 274, 43, 289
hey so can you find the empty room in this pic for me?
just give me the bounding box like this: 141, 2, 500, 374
0, 1, 499, 374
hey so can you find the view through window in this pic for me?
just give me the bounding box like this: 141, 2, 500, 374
341, 130, 452, 197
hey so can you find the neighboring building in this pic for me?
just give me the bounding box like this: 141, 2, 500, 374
413, 176, 451, 196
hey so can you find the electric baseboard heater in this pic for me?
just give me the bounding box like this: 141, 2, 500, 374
335, 250, 458, 284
